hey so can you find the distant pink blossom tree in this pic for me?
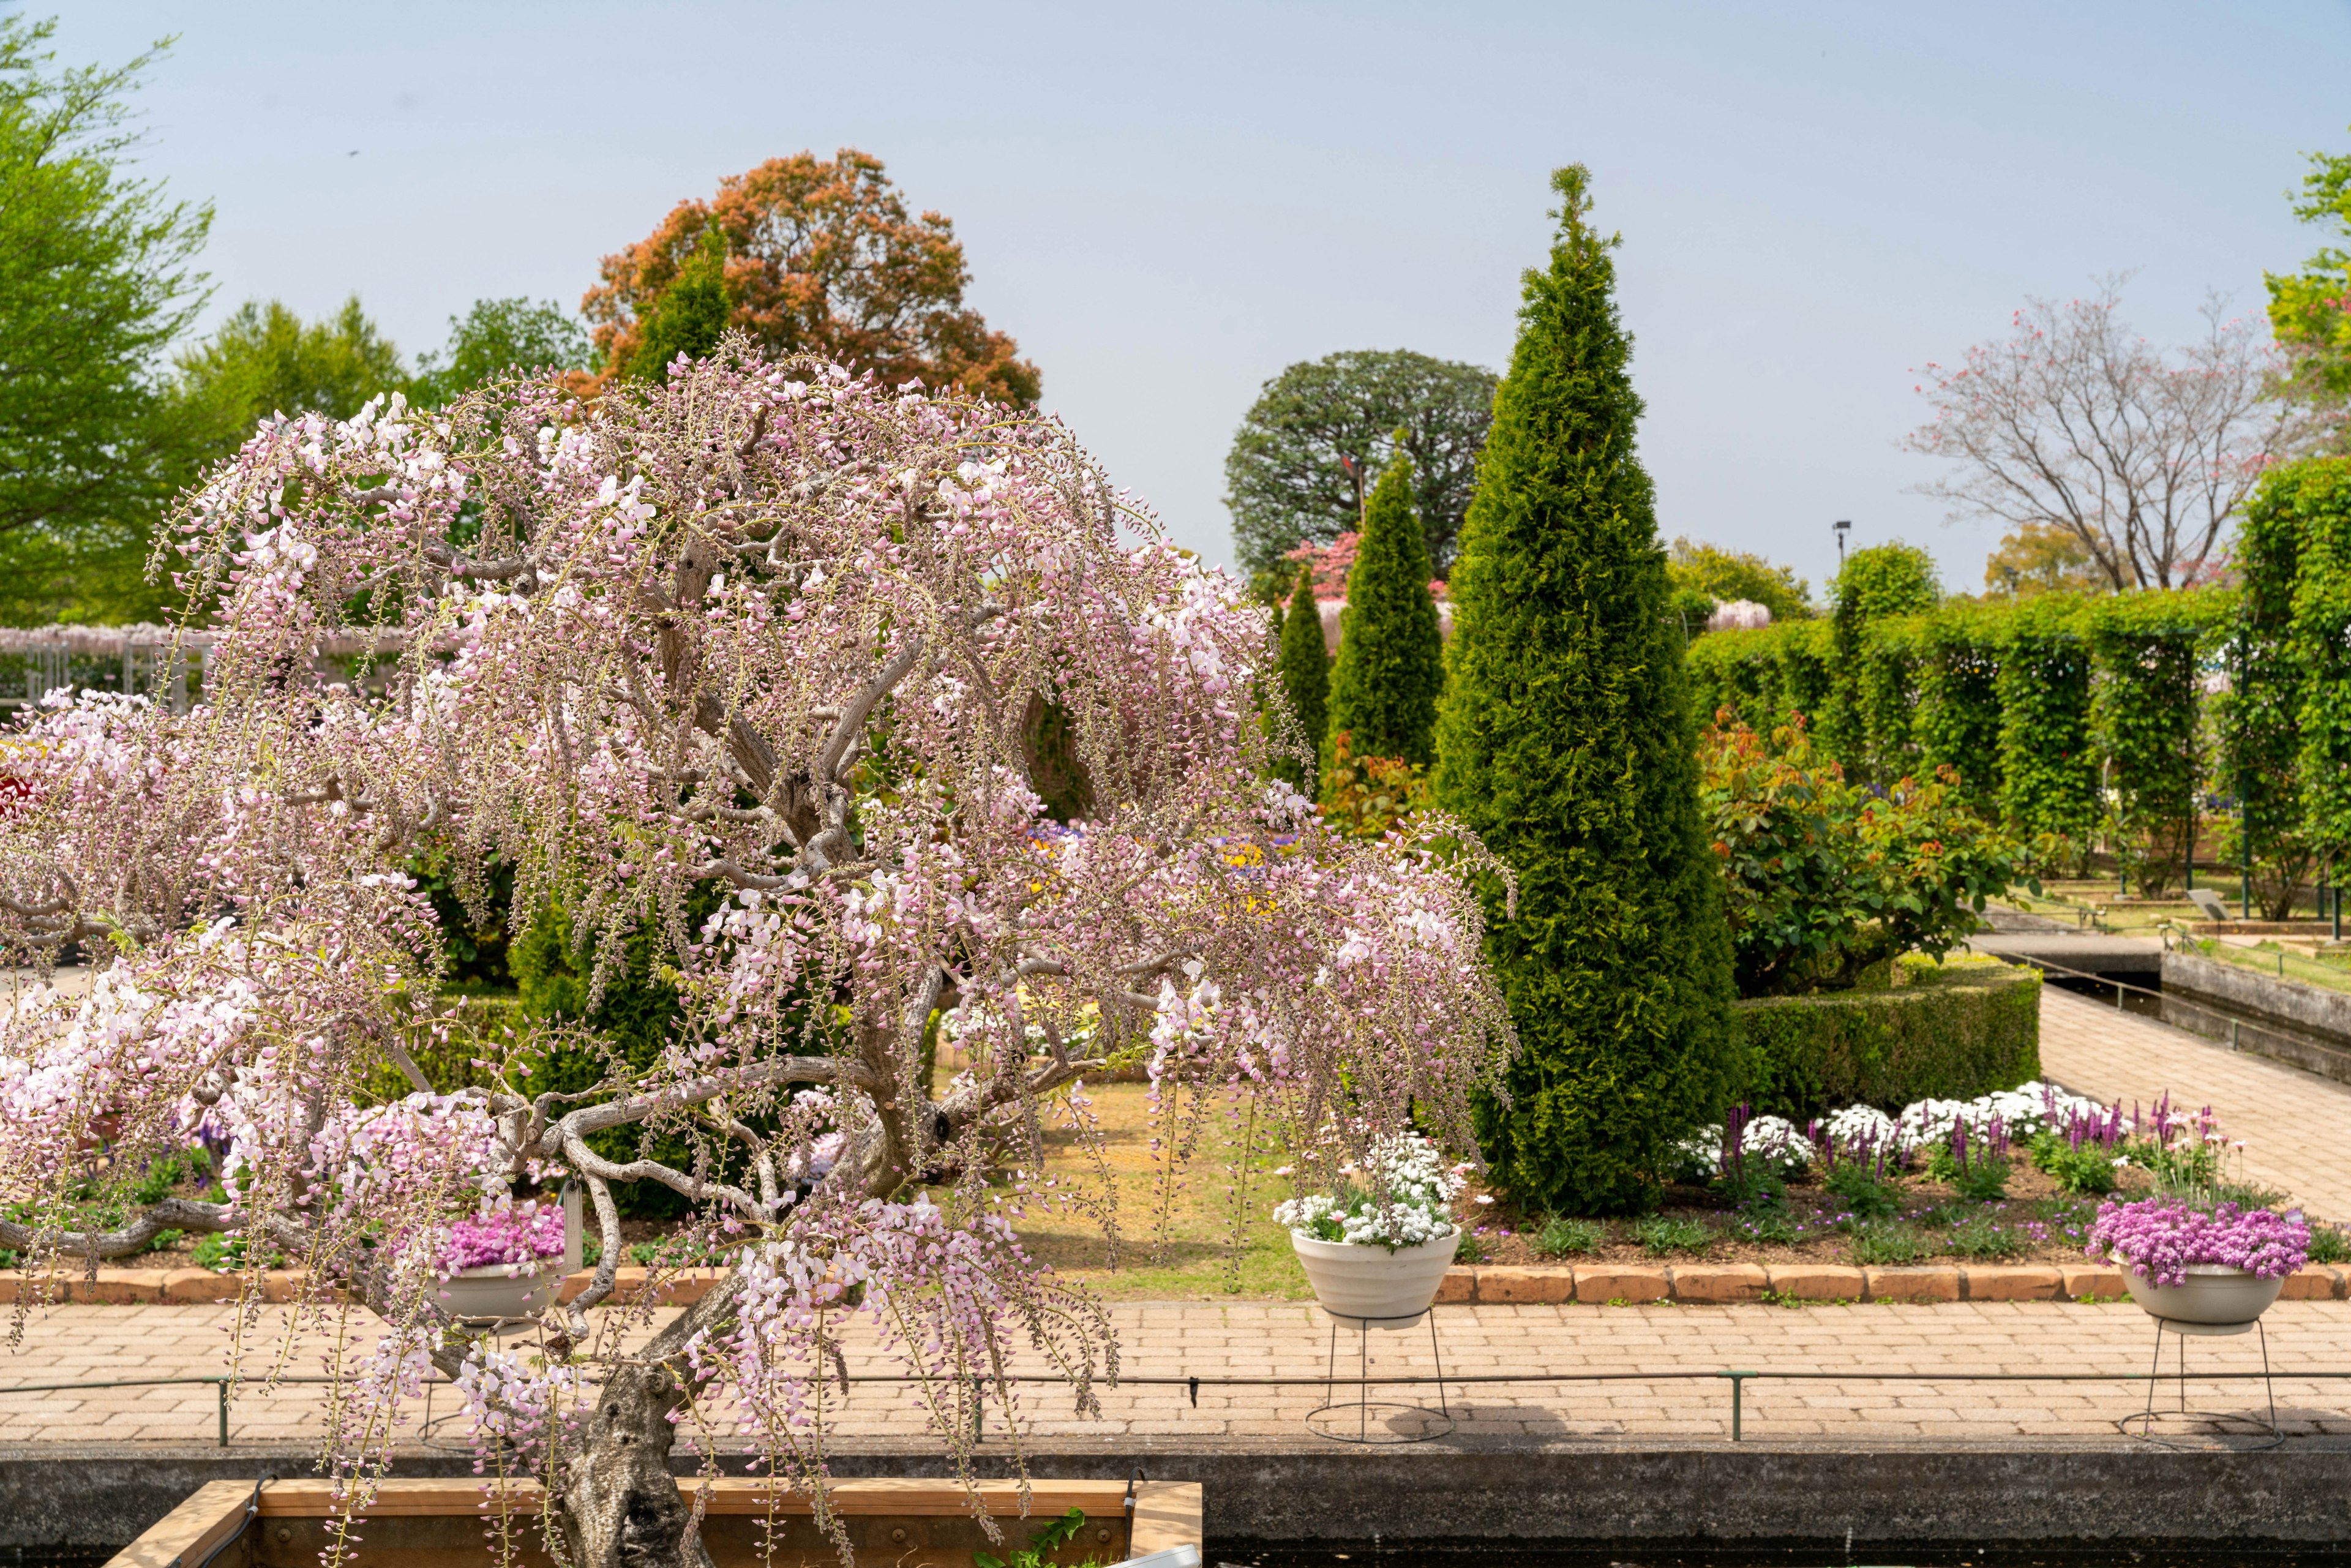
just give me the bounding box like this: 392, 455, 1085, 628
1904, 280, 2320, 590
0, 343, 1514, 1566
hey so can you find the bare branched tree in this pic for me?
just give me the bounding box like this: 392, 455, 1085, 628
1904, 280, 2320, 590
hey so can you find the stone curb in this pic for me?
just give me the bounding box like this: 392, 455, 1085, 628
1431, 1262, 2351, 1305
0, 1267, 728, 1306
4, 1262, 2345, 1308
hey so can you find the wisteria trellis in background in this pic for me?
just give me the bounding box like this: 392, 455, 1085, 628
0, 343, 1515, 1567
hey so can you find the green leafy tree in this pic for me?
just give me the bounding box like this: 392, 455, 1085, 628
171, 297, 407, 465
1224, 349, 1498, 586
0, 17, 212, 626
1325, 453, 1443, 770
626, 228, 732, 383
409, 296, 591, 407
1667, 538, 1813, 622
1275, 563, 1330, 786
1432, 165, 1735, 1216
1984, 521, 2103, 598
2268, 129, 2351, 403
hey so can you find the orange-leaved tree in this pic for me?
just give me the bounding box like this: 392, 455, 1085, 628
582, 148, 1040, 403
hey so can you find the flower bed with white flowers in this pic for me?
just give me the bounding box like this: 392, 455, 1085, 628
1455, 1080, 2344, 1277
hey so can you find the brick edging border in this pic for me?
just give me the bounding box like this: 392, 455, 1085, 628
1437, 1262, 2351, 1305
6, 1262, 2346, 1307
0, 1266, 724, 1306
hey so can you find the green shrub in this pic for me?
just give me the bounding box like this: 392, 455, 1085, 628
2309, 1224, 2351, 1265
2290, 459, 2351, 874
1914, 604, 2006, 808
1433, 165, 1736, 1215
1927, 1137, 2011, 1201
1324, 451, 1443, 770
1535, 1215, 1607, 1256
1997, 595, 2098, 862
2027, 1131, 2120, 1196
2233, 464, 2325, 917
1685, 626, 1785, 732
2090, 590, 2224, 898
1700, 716, 2033, 997
1275, 563, 1330, 787
1732, 957, 2040, 1120
1822, 542, 1938, 776
1633, 1215, 1714, 1256
1856, 614, 1923, 789
512, 890, 733, 1220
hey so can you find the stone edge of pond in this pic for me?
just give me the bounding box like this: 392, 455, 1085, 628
15, 1439, 2351, 1553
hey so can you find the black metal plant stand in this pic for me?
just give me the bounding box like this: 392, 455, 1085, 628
1305, 1308, 1452, 1444
2117, 1313, 2284, 1450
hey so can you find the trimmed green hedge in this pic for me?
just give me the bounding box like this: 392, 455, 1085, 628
1731, 955, 2041, 1119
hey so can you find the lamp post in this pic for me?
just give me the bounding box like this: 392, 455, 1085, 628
1833, 519, 1851, 571
1340, 454, 1366, 529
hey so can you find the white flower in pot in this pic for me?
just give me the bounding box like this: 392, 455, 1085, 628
1275, 1133, 1465, 1320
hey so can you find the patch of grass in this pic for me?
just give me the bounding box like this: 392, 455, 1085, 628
1633, 1215, 1714, 1256
996, 1080, 1312, 1300
2311, 1224, 2351, 1266
1535, 1216, 1607, 1258
1849, 1222, 1928, 1265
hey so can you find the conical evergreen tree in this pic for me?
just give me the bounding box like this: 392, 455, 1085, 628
1326, 452, 1444, 768
1277, 563, 1331, 786
1433, 166, 1735, 1215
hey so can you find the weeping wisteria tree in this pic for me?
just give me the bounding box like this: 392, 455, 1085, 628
0, 343, 1513, 1567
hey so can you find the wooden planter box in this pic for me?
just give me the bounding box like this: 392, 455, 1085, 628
113, 1477, 1202, 1568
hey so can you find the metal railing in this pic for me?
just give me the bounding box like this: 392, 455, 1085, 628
4, 1364, 2344, 1446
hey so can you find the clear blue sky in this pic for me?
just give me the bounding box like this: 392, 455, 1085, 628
47, 1, 2351, 596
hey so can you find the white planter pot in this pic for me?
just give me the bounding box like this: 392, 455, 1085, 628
1290, 1228, 1460, 1321
435, 1261, 560, 1323
2118, 1261, 2284, 1334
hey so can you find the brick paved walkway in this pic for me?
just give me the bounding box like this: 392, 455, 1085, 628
2, 1298, 2347, 1447
2039, 985, 2351, 1221
7, 988, 2351, 1454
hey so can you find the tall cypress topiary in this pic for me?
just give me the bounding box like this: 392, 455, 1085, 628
1433, 165, 1734, 1215
1277, 563, 1331, 786
1326, 451, 1444, 767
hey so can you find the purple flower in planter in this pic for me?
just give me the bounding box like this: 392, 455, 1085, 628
444, 1202, 566, 1274
2087, 1196, 2309, 1287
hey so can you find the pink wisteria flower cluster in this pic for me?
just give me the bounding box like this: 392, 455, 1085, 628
443, 1201, 564, 1274
0, 343, 1515, 1565
2088, 1196, 2310, 1286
